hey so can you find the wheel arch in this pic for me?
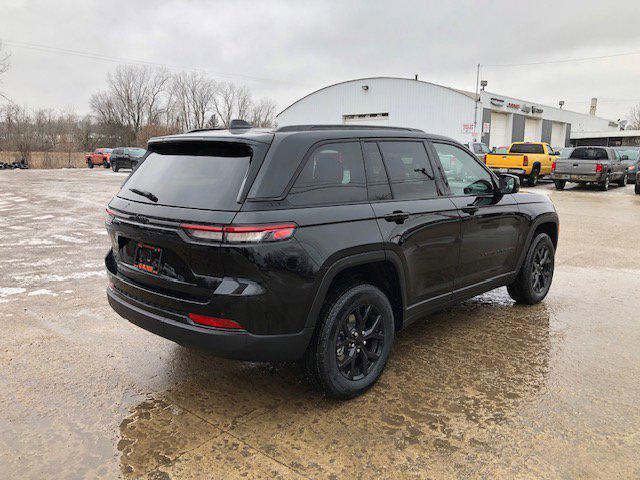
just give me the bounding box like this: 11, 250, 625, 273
515, 213, 559, 274
304, 251, 407, 333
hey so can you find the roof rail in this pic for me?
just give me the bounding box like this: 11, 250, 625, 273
275, 124, 424, 133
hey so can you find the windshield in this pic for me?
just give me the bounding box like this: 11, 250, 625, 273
119, 141, 251, 211
614, 148, 639, 162
570, 147, 609, 160
509, 143, 544, 154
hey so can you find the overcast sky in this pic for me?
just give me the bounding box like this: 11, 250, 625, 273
1, 0, 639, 122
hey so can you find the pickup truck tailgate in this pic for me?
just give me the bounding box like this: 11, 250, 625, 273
486, 154, 525, 169
554, 159, 599, 175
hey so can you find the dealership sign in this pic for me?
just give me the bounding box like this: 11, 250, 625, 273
490, 97, 504, 107
462, 123, 475, 134
507, 102, 520, 109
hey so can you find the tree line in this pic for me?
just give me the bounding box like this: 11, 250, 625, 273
0, 61, 277, 160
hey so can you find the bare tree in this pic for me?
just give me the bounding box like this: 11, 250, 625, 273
250, 98, 277, 128
0, 40, 11, 101
170, 71, 218, 131
628, 104, 640, 130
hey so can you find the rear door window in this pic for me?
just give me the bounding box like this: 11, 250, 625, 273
377, 141, 437, 200
362, 142, 392, 201
119, 141, 252, 211
287, 142, 366, 206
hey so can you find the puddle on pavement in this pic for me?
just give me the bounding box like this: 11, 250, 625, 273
115, 288, 553, 477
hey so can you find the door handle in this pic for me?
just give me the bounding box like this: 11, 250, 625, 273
384, 210, 410, 224
461, 205, 479, 215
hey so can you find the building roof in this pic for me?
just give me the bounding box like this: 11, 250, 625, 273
571, 129, 640, 139
277, 76, 478, 117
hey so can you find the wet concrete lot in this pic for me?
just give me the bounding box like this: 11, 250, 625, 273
1, 169, 639, 479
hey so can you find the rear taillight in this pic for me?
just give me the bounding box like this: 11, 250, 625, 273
188, 313, 244, 330
523, 155, 529, 166
181, 223, 296, 244
181, 224, 223, 241
552, 162, 556, 171
105, 208, 116, 223
596, 163, 603, 173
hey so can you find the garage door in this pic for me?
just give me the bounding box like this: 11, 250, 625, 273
489, 112, 508, 148
524, 118, 541, 141
550, 122, 566, 149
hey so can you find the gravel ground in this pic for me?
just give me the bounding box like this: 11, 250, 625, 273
1, 169, 639, 479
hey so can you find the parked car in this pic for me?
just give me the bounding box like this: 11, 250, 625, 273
613, 146, 640, 183
86, 148, 113, 168
485, 142, 558, 186
110, 147, 147, 172
552, 146, 627, 190
105, 123, 559, 399
465, 141, 490, 160
636, 166, 640, 194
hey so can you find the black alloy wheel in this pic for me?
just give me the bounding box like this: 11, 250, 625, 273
335, 303, 385, 381
531, 243, 553, 295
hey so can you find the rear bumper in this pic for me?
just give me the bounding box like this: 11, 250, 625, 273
551, 172, 602, 182
107, 286, 313, 361
489, 167, 527, 176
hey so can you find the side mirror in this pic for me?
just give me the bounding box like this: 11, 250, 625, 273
499, 174, 520, 194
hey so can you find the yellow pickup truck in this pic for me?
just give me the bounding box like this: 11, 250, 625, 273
485, 142, 558, 186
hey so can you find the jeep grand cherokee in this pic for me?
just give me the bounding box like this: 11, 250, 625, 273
105, 122, 559, 399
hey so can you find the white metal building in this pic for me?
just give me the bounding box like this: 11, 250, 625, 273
276, 77, 619, 149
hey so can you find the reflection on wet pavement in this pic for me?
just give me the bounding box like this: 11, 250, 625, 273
1, 171, 639, 479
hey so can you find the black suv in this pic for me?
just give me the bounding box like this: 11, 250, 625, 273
105, 123, 558, 399
110, 147, 147, 172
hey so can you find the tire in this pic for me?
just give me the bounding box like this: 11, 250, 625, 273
87, 160, 94, 169
103, 158, 110, 168
616, 172, 627, 187
599, 173, 610, 191
526, 168, 539, 187
111, 161, 119, 172
507, 233, 555, 305
302, 283, 394, 399
554, 180, 566, 190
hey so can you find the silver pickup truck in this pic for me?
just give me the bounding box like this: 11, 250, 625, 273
552, 146, 628, 191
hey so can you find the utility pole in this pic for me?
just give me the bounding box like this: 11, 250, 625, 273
473, 63, 480, 141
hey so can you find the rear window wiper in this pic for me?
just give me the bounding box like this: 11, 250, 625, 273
129, 188, 158, 203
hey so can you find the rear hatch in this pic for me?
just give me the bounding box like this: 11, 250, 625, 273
554, 147, 607, 175
106, 139, 267, 303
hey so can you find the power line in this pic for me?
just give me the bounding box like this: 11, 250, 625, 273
483, 49, 640, 67
3, 39, 308, 87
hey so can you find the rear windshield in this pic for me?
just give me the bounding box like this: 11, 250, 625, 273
119, 141, 251, 211
570, 147, 609, 160
509, 143, 544, 154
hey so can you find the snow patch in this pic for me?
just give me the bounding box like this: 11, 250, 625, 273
0, 287, 26, 298
53, 234, 87, 244
32, 215, 55, 220
28, 289, 58, 297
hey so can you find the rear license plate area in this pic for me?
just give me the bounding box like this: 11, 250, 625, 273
134, 243, 163, 274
